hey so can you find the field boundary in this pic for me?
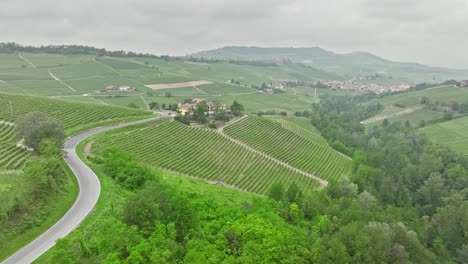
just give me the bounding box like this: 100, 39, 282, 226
17, 53, 36, 69
49, 70, 76, 91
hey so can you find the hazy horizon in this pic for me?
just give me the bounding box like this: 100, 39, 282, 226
2, 0, 468, 69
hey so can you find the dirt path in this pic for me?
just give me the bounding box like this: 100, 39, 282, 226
140, 95, 150, 110
360, 106, 423, 124
49, 70, 76, 91
290, 87, 297, 95
0, 79, 32, 95
218, 116, 328, 188
83, 140, 94, 156
194, 86, 208, 95
18, 53, 36, 69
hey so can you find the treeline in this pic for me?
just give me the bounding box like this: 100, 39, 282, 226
0, 42, 161, 58
186, 56, 278, 67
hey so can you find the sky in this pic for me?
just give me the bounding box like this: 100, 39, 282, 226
1, 0, 468, 68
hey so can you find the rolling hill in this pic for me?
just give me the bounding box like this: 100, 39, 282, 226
191, 46, 468, 83
92, 120, 323, 195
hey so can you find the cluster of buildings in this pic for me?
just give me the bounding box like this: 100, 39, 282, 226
99, 85, 133, 93
178, 98, 226, 115
324, 80, 411, 94
457, 80, 468, 87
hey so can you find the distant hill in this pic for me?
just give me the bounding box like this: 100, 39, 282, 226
191, 46, 468, 83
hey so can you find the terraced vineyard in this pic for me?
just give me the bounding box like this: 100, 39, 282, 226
0, 92, 152, 131
93, 121, 321, 194
224, 116, 351, 182
0, 123, 31, 170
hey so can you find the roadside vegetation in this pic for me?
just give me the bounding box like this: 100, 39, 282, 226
0, 115, 77, 261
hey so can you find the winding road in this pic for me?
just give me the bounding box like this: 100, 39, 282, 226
2, 117, 159, 264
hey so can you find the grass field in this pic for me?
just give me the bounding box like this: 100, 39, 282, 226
224, 116, 351, 182
92, 120, 321, 195
420, 116, 468, 155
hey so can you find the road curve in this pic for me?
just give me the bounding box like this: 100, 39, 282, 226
2, 117, 160, 264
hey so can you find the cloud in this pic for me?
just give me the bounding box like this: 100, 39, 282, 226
1, 0, 468, 68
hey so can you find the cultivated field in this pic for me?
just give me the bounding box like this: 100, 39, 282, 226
363, 85, 468, 125
145, 80, 213, 90
0, 52, 343, 113
0, 92, 152, 132
93, 120, 322, 195
0, 123, 30, 170
420, 116, 468, 155
223, 116, 351, 182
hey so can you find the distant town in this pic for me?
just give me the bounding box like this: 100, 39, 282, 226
323, 80, 411, 94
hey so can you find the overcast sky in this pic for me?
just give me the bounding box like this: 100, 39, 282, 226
2, 0, 468, 68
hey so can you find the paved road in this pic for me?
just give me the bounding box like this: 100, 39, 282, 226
2, 117, 159, 264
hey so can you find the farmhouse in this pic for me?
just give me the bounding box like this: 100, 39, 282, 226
178, 99, 225, 116
178, 103, 194, 115
100, 85, 133, 92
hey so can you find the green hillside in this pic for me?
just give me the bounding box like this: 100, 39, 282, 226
191, 46, 468, 83
420, 116, 468, 155
362, 85, 468, 126
223, 116, 351, 182
93, 120, 322, 195
0, 92, 153, 133
0, 53, 342, 97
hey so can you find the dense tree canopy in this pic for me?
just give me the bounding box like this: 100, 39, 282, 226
15, 112, 64, 151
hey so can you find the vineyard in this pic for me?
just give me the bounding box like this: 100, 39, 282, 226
420, 116, 468, 155
93, 121, 321, 195
0, 92, 152, 131
223, 116, 351, 182
0, 123, 30, 170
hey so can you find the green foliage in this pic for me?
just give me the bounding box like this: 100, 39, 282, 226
268, 182, 285, 201
148, 101, 159, 110
15, 112, 64, 150
127, 102, 138, 108
230, 101, 244, 117
103, 148, 153, 190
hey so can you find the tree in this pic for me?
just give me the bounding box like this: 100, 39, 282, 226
148, 101, 160, 110
268, 182, 285, 202
231, 101, 244, 117
15, 112, 65, 150
122, 184, 163, 233
128, 102, 138, 108
193, 102, 208, 124
382, 118, 390, 127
